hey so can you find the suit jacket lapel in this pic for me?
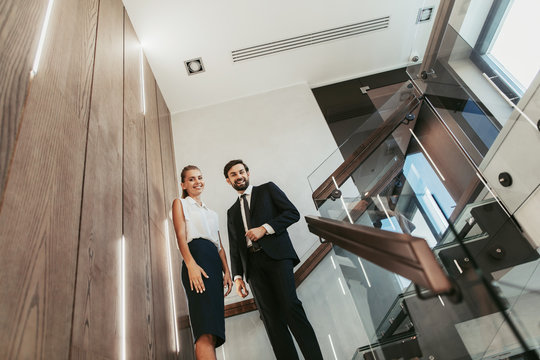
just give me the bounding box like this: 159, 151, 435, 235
232, 199, 245, 240
248, 185, 259, 218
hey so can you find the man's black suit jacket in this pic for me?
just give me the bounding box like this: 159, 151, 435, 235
227, 182, 300, 281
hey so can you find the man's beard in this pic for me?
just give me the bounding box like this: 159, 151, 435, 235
232, 178, 249, 191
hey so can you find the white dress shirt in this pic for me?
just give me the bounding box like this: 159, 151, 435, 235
234, 185, 275, 282
180, 196, 220, 250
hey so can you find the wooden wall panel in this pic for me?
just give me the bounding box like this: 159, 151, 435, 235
156, 88, 195, 360
123, 12, 155, 359
0, 0, 99, 358
413, 104, 476, 201
70, 0, 124, 358
143, 57, 176, 359
0, 0, 48, 203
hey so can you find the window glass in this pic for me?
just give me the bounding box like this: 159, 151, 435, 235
488, 0, 540, 92
403, 153, 456, 236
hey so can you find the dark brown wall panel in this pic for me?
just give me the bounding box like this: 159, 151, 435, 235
0, 0, 48, 204
70, 0, 124, 357
0, 0, 99, 358
143, 57, 176, 359
414, 104, 475, 201
123, 12, 155, 359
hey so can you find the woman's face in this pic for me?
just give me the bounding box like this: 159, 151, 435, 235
182, 169, 204, 198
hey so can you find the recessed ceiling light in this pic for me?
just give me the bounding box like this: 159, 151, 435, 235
184, 57, 205, 75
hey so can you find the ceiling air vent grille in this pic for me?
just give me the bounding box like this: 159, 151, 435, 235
232, 16, 390, 62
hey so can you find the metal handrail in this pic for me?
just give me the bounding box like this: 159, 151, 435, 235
305, 215, 460, 300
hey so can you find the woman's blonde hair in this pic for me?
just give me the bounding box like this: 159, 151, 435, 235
180, 165, 200, 199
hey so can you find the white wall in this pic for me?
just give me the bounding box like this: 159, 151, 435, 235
171, 83, 341, 305
482, 73, 540, 248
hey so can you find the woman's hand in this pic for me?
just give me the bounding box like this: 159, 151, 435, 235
223, 271, 233, 297
186, 261, 209, 293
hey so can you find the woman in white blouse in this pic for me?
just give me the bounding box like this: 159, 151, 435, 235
172, 165, 232, 359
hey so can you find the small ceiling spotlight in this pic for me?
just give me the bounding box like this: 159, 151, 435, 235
416, 7, 434, 23
184, 57, 205, 75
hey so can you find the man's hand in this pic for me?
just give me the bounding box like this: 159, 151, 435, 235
245, 226, 266, 242
235, 278, 249, 298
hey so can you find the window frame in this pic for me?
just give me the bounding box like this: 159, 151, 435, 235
471, 0, 523, 104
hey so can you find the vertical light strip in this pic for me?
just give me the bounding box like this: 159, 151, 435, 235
31, 0, 55, 77
367, 345, 379, 360
328, 334, 338, 360
358, 257, 372, 288
481, 73, 537, 130
221, 345, 227, 360
164, 221, 180, 353
330, 255, 337, 270
337, 277, 346, 295
408, 129, 446, 181
331, 176, 353, 224
453, 259, 463, 274
139, 46, 146, 114
438, 295, 446, 307
120, 235, 126, 360
376, 194, 396, 230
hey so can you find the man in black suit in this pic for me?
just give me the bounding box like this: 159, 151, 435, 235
224, 159, 323, 360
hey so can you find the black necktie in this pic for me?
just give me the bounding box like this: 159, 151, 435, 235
241, 194, 260, 250
241, 194, 252, 229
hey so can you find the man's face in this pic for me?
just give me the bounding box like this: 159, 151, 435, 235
226, 163, 250, 191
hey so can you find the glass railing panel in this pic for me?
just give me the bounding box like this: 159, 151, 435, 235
407, 24, 507, 165
294, 247, 374, 359
492, 255, 540, 353
309, 104, 540, 358
407, 16, 540, 167
307, 81, 418, 193
296, 244, 417, 359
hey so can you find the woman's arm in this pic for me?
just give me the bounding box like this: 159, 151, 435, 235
218, 231, 232, 297
172, 198, 208, 293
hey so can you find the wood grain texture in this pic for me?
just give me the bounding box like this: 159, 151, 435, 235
70, 0, 124, 357
0, 0, 99, 358
0, 0, 48, 205
224, 299, 257, 318
143, 56, 177, 359
123, 12, 154, 359
306, 216, 454, 294
156, 87, 195, 360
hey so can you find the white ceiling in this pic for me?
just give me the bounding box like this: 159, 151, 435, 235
123, 0, 439, 114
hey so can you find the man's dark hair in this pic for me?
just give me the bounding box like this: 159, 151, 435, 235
223, 159, 249, 178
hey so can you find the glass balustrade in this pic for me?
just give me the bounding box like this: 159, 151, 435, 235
304, 92, 539, 359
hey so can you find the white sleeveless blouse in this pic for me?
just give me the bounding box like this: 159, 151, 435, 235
180, 197, 220, 250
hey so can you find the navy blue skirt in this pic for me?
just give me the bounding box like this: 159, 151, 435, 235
182, 238, 225, 348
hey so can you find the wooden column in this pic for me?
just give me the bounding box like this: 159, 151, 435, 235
156, 87, 195, 359
0, 2, 191, 358
143, 56, 177, 359
123, 12, 155, 359
0, 0, 99, 358
70, 0, 124, 357
0, 0, 48, 203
